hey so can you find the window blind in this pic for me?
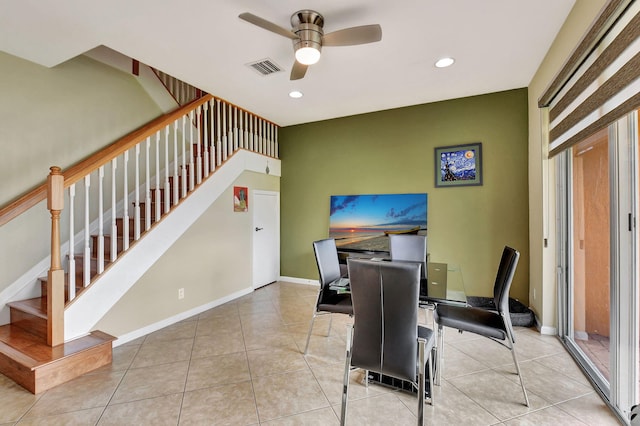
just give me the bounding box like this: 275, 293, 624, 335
539, 0, 640, 157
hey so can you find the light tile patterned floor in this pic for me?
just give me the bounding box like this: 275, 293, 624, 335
0, 281, 622, 425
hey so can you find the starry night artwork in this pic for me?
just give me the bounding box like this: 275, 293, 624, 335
435, 142, 483, 187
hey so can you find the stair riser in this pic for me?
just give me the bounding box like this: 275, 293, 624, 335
115, 218, 147, 238
32, 342, 112, 394
0, 330, 114, 394
90, 235, 129, 258
40, 278, 83, 302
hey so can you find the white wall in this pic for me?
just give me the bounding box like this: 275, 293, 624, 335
527, 0, 607, 332
94, 170, 279, 340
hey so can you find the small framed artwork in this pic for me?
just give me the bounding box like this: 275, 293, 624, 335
234, 186, 248, 212
434, 142, 483, 187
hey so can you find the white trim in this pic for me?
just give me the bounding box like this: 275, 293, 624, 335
279, 276, 318, 286
535, 314, 558, 335
113, 287, 252, 347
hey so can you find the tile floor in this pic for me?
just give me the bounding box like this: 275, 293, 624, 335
0, 281, 622, 425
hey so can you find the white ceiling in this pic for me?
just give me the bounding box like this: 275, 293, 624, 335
0, 0, 576, 127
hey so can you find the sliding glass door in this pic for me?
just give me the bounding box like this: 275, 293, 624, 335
558, 109, 639, 418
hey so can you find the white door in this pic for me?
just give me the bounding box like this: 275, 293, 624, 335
252, 190, 280, 289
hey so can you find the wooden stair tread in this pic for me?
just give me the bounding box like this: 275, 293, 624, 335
7, 298, 46, 319
0, 324, 115, 367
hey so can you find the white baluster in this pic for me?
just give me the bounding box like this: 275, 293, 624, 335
145, 137, 151, 231
97, 166, 104, 274
209, 99, 216, 172
222, 101, 228, 161
261, 119, 265, 154
275, 126, 279, 158
173, 119, 179, 205
111, 158, 118, 261
228, 103, 233, 155
155, 132, 161, 224
123, 150, 130, 251
83, 175, 91, 287
134, 144, 141, 241
164, 126, 170, 214
203, 102, 210, 177
181, 116, 187, 199
239, 109, 244, 149
249, 114, 254, 152
189, 110, 195, 191
68, 184, 76, 301
233, 106, 239, 151
267, 123, 272, 157
216, 99, 222, 166
196, 105, 203, 185
244, 111, 249, 150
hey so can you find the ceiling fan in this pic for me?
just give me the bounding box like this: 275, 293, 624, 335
239, 10, 382, 80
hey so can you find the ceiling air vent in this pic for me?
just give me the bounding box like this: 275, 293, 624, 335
246, 58, 283, 76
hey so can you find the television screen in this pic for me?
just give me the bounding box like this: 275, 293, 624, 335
329, 193, 428, 253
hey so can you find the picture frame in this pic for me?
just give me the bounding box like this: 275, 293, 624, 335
434, 142, 483, 187
233, 186, 248, 212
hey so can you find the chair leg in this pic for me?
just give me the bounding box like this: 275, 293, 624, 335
427, 348, 434, 406
341, 325, 354, 426
435, 324, 444, 385
303, 312, 318, 355
508, 339, 530, 407
417, 341, 425, 426
327, 313, 334, 337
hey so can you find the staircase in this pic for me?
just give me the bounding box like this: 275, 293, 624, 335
0, 172, 187, 393
0, 91, 280, 394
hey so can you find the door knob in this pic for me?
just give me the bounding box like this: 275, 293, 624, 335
255, 227, 263, 231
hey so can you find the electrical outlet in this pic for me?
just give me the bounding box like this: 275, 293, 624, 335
178, 288, 184, 299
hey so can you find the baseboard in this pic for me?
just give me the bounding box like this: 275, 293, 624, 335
113, 286, 253, 347
534, 315, 558, 335
279, 276, 317, 286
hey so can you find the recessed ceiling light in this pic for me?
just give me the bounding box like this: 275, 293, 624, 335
289, 90, 303, 99
435, 57, 455, 68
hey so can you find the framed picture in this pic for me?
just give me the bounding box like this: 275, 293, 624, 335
434, 142, 483, 187
234, 186, 248, 212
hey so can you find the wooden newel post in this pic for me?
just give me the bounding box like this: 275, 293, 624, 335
47, 166, 65, 346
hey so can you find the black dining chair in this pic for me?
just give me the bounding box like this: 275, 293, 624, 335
341, 258, 435, 426
303, 239, 353, 355
388, 234, 428, 285
433, 246, 530, 407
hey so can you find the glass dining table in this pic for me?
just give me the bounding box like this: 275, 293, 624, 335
331, 257, 467, 308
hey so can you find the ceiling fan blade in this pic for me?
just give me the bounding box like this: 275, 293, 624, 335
238, 13, 298, 40
290, 61, 308, 80
322, 24, 382, 46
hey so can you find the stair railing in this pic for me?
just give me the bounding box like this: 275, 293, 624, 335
3, 94, 279, 346
151, 68, 203, 106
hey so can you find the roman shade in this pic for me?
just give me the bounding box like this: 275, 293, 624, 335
539, 0, 640, 157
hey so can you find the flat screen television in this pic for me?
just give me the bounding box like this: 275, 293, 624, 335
329, 193, 428, 253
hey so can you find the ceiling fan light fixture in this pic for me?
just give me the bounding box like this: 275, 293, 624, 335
435, 57, 455, 68
295, 46, 321, 65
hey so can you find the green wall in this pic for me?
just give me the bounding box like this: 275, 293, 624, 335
279, 88, 530, 303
